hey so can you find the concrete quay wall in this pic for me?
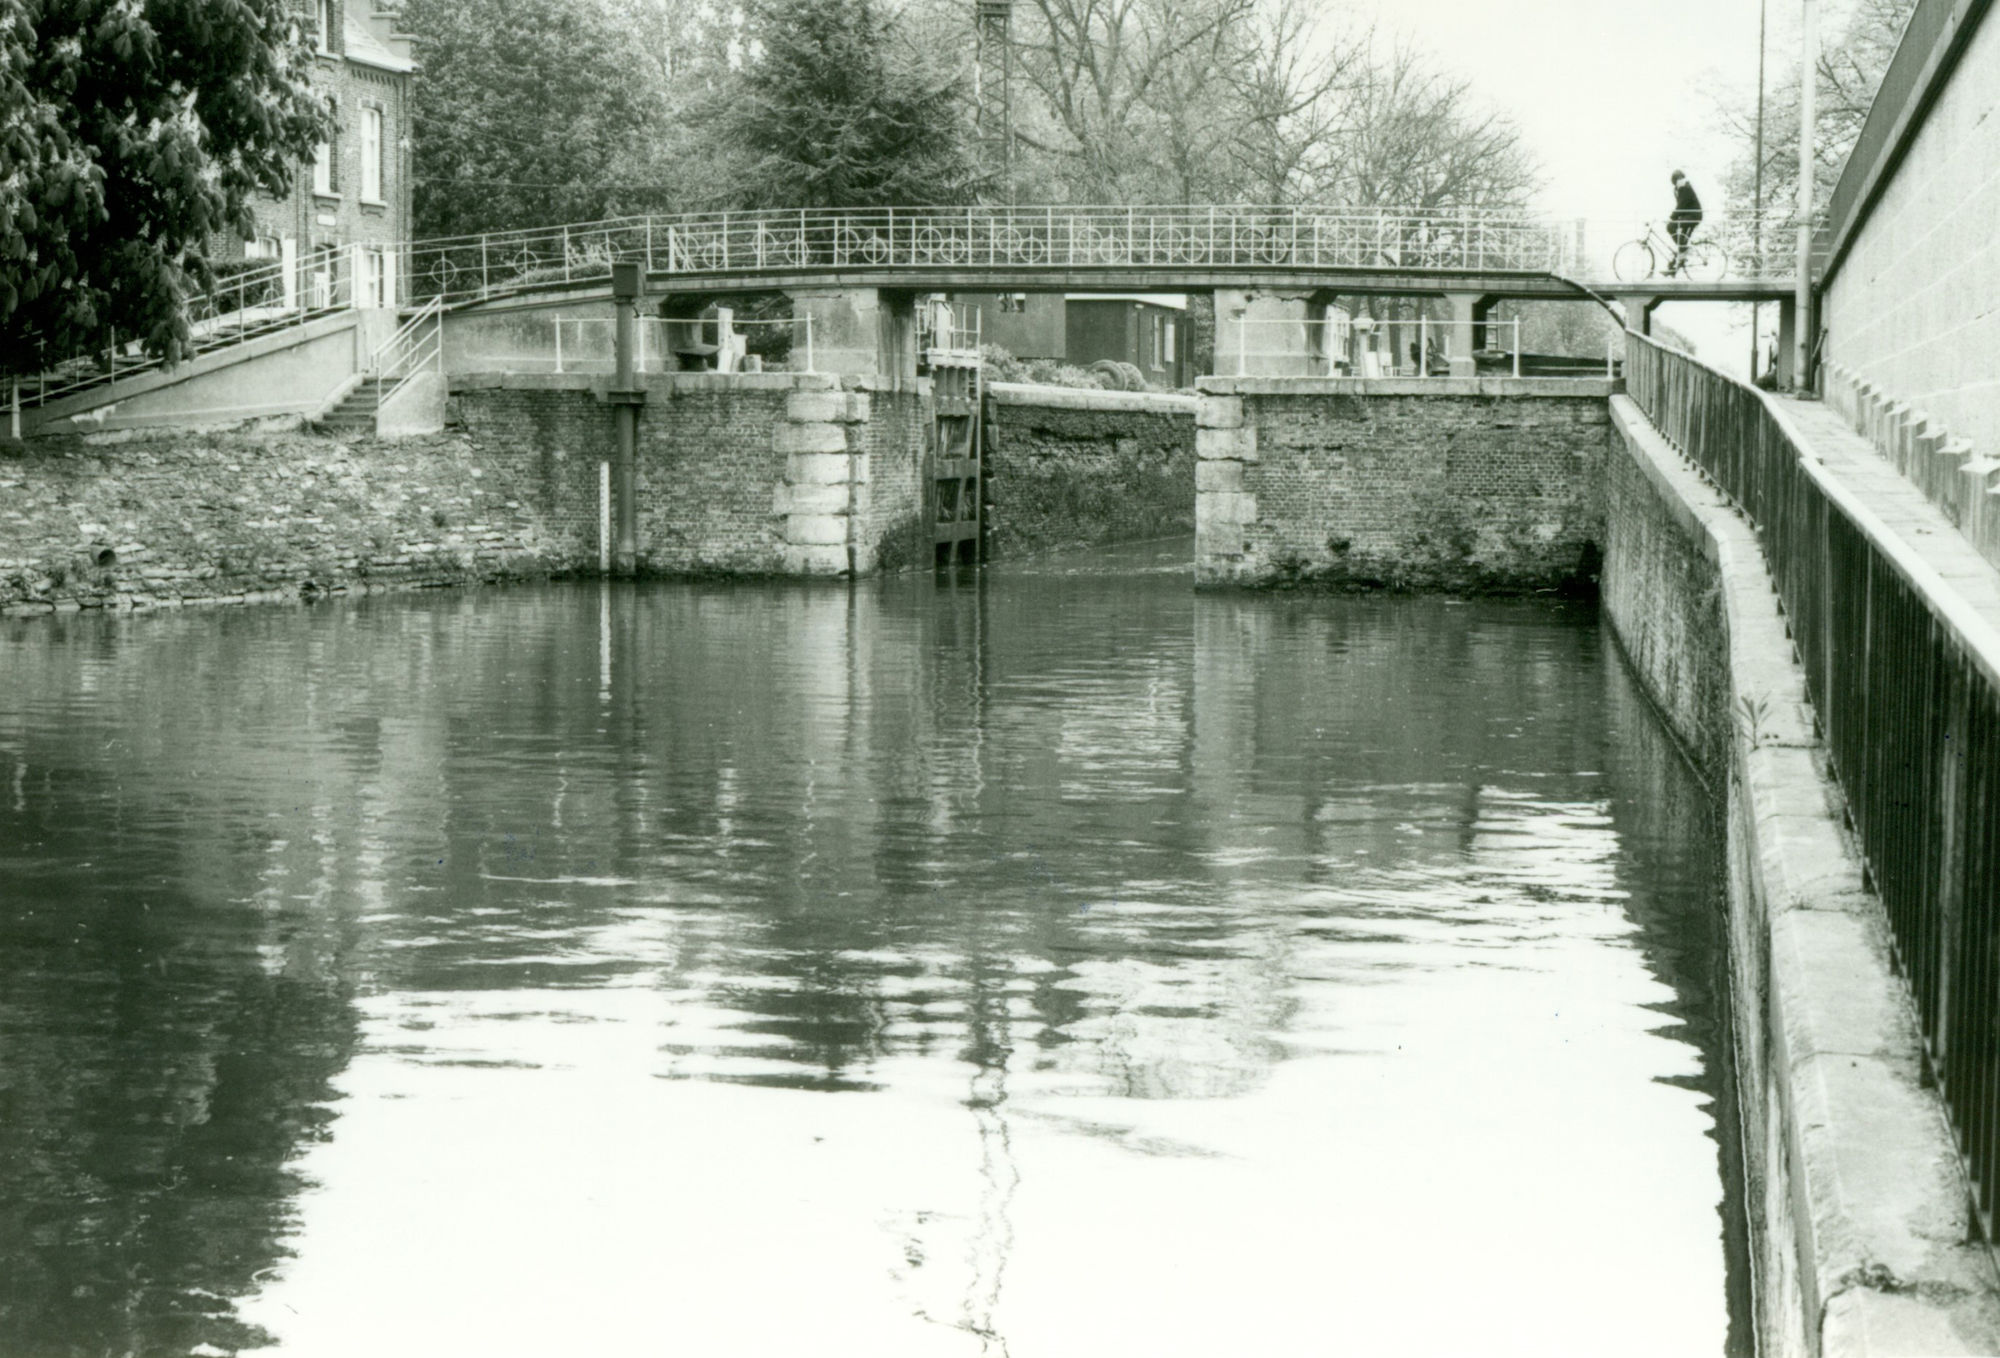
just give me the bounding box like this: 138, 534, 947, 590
1193, 377, 1613, 592
982, 383, 1197, 557
1604, 395, 2000, 1357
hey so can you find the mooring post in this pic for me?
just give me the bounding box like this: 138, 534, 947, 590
610, 260, 645, 577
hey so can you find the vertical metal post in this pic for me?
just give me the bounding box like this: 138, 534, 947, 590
1237, 318, 1246, 376
562, 225, 572, 281
805, 312, 815, 374
1513, 320, 1522, 379
610, 261, 643, 578
1794, 0, 1818, 390
1419, 315, 1428, 379
481, 236, 489, 295
554, 318, 563, 373
9, 379, 18, 440
599, 459, 611, 576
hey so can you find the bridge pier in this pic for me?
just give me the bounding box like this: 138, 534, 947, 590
1212, 288, 1317, 376
1443, 294, 1498, 376
789, 288, 919, 380
1617, 294, 1660, 337
1774, 294, 1798, 388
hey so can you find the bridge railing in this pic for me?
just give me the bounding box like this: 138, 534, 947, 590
1625, 331, 2000, 1234
403, 205, 1809, 308
404, 205, 1591, 305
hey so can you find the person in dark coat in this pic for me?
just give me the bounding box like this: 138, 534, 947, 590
1668, 171, 1703, 274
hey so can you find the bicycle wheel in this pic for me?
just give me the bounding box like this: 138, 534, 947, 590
1611, 239, 1655, 282
1681, 240, 1727, 282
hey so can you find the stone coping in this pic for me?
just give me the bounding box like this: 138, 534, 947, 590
451, 371, 840, 394
1199, 375, 1619, 398
1612, 395, 2000, 1356
986, 382, 1197, 414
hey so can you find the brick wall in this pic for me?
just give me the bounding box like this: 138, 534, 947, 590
982, 385, 1197, 557
856, 381, 930, 573
1822, 10, 2000, 468
1195, 377, 1613, 592
0, 426, 571, 615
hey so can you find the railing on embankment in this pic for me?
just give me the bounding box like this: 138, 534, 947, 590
1625, 330, 2000, 1232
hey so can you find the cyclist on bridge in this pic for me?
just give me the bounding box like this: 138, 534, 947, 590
1668, 171, 1703, 275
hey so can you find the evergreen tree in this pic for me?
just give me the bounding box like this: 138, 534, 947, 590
0, 0, 328, 372
729, 0, 981, 209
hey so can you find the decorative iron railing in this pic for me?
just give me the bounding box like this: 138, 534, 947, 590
1625, 331, 2000, 1236
403, 206, 1806, 308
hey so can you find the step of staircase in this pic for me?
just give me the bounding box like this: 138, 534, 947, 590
318, 380, 382, 435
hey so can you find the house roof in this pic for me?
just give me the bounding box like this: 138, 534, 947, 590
344, 12, 416, 74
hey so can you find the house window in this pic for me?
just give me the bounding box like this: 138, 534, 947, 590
244, 234, 282, 260
316, 0, 336, 52
361, 107, 383, 203
1164, 318, 1177, 369
362, 247, 386, 307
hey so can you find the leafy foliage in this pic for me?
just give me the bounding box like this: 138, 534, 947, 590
727, 0, 981, 209
402, 0, 674, 239
0, 0, 328, 372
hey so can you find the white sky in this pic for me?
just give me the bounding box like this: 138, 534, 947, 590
1334, 0, 1851, 372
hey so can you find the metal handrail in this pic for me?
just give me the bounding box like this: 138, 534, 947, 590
1624, 329, 2000, 1236
373, 295, 445, 411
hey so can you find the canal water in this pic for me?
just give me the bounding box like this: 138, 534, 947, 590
0, 540, 1742, 1357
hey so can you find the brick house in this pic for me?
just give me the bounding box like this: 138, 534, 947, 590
227, 0, 417, 309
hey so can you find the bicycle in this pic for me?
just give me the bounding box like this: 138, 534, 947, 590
1612, 221, 1728, 282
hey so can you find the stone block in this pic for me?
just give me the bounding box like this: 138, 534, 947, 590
773, 482, 850, 516
1196, 397, 1245, 430
1196, 425, 1258, 463
1199, 491, 1257, 525
785, 452, 852, 485
787, 391, 870, 424
781, 544, 849, 575
784, 513, 850, 547
775, 422, 849, 455
1196, 461, 1245, 493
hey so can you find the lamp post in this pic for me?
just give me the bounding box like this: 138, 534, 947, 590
1752, 0, 1768, 379
1795, 0, 1818, 390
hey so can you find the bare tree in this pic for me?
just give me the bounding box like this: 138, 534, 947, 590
1327, 41, 1537, 211
1714, 0, 1918, 224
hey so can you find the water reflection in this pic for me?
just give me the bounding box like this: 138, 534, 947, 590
0, 544, 1739, 1356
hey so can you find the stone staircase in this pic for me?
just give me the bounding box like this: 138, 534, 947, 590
318, 379, 382, 437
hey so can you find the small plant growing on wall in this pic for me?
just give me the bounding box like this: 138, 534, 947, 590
1736, 693, 1773, 750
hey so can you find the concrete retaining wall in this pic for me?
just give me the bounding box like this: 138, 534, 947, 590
1604, 395, 2000, 1357
1195, 377, 1613, 591
23, 311, 398, 437
982, 383, 1197, 557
